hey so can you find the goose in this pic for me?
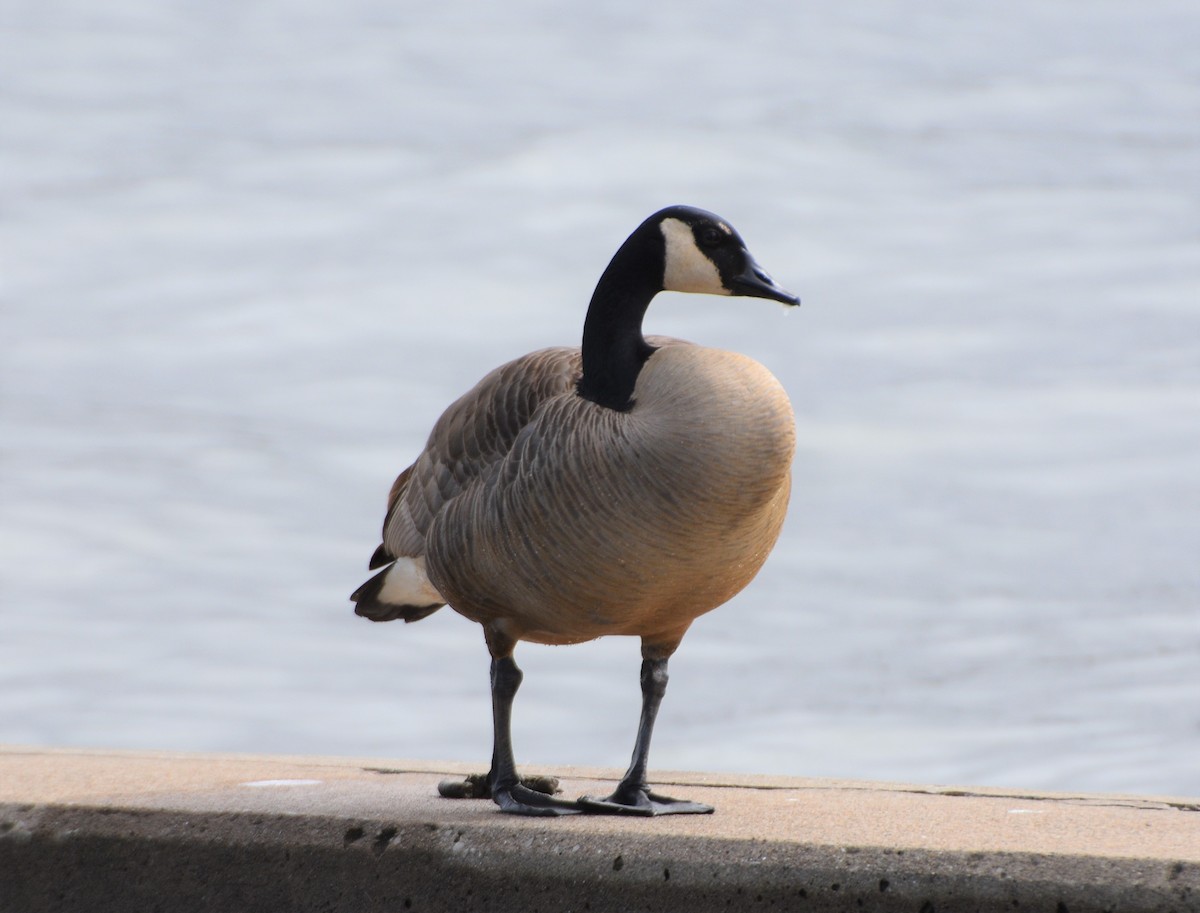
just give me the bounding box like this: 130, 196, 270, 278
351, 205, 798, 816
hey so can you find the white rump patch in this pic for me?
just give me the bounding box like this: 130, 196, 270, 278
380, 555, 444, 605
660, 217, 729, 295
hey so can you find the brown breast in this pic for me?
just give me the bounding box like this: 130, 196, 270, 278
423, 343, 795, 648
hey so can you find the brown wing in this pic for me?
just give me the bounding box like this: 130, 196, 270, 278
368, 346, 581, 567
367, 465, 415, 569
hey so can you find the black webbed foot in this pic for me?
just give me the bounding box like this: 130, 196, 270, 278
575, 655, 714, 816
493, 782, 582, 816
578, 784, 713, 816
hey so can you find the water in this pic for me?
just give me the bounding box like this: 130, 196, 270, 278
2, 0, 1198, 798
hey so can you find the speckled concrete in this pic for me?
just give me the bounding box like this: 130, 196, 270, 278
1, 746, 1197, 912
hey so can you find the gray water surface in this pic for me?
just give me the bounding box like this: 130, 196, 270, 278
2, 0, 1198, 797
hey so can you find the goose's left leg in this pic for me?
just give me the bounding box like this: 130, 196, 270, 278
578, 642, 714, 816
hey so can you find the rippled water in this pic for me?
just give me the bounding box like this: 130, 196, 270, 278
2, 0, 1198, 797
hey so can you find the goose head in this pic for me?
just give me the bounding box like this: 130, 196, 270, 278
578, 205, 799, 411
655, 205, 800, 307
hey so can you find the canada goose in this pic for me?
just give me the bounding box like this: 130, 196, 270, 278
352, 205, 798, 816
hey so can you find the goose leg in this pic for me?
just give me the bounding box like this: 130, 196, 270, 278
484, 651, 581, 816
436, 734, 560, 800
437, 628, 576, 810
578, 655, 714, 816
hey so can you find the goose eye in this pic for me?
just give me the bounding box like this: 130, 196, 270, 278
697, 226, 725, 249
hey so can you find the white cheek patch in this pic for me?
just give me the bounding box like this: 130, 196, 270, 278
660, 218, 730, 295
379, 555, 444, 605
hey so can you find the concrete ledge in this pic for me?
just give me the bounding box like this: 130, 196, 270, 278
1, 747, 1197, 912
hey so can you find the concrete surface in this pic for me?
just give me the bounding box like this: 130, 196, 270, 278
1, 746, 1197, 912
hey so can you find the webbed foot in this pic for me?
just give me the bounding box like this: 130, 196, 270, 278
494, 782, 582, 816
578, 785, 713, 816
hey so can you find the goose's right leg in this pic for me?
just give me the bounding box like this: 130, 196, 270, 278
437, 628, 575, 812
435, 626, 580, 814
484, 652, 581, 815
436, 735, 560, 800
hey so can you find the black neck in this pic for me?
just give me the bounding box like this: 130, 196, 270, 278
576, 228, 663, 411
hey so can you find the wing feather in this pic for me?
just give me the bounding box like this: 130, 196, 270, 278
375, 347, 581, 564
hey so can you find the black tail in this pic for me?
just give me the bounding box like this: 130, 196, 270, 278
350, 563, 444, 624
